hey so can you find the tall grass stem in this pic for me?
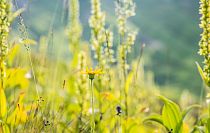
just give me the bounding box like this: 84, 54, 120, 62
90, 79, 95, 133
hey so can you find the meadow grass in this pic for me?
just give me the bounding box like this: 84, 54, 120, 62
0, 0, 209, 133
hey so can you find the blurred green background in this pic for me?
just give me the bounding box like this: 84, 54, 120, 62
13, 0, 202, 95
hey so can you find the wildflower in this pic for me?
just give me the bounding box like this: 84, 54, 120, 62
77, 51, 88, 103
0, 0, 11, 86
198, 0, 210, 86
115, 0, 136, 35
104, 30, 115, 65
115, 0, 137, 119
81, 68, 103, 80
115, 0, 137, 73
89, 0, 106, 65
81, 68, 103, 133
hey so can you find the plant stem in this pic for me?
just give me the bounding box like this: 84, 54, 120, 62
123, 54, 128, 119
90, 79, 95, 133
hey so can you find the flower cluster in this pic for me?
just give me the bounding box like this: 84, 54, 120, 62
115, 0, 136, 36
198, 0, 210, 86
89, 0, 106, 63
77, 51, 88, 91
77, 51, 88, 115
116, 0, 137, 118
104, 30, 115, 67
0, 0, 11, 85
116, 0, 137, 72
69, 0, 82, 49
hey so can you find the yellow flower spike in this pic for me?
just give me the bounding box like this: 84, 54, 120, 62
81, 68, 103, 80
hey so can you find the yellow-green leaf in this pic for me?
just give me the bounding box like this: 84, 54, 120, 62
5, 68, 29, 89
207, 118, 210, 133
7, 92, 27, 126
10, 8, 25, 21
7, 44, 20, 66
159, 95, 182, 133
196, 62, 209, 86
0, 88, 7, 118
125, 71, 134, 94
143, 114, 170, 131
20, 39, 37, 45
0, 122, 10, 133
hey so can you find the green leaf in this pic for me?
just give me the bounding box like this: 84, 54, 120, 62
143, 114, 170, 131
5, 68, 29, 89
173, 104, 200, 133
159, 95, 182, 133
7, 44, 20, 66
0, 123, 10, 133
0, 88, 7, 118
20, 39, 37, 45
125, 71, 134, 94
206, 118, 210, 133
193, 126, 205, 133
182, 104, 200, 120
143, 114, 163, 124
10, 8, 25, 21
196, 62, 210, 86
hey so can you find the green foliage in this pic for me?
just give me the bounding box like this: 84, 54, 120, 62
196, 62, 210, 86
0, 0, 207, 132
144, 95, 200, 133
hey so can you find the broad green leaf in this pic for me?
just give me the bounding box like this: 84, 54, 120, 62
143, 114, 170, 131
5, 68, 29, 89
143, 114, 163, 125
159, 95, 182, 133
0, 88, 7, 118
125, 71, 134, 94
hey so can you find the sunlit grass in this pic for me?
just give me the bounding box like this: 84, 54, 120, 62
0, 0, 209, 133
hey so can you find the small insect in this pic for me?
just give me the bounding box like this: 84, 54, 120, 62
44, 120, 50, 126
116, 106, 122, 116
168, 129, 173, 133
37, 97, 44, 103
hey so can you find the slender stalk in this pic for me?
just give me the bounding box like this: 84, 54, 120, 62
124, 90, 128, 118
135, 44, 145, 82
122, 35, 128, 119
90, 79, 95, 133
0, 63, 4, 89
118, 115, 122, 133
